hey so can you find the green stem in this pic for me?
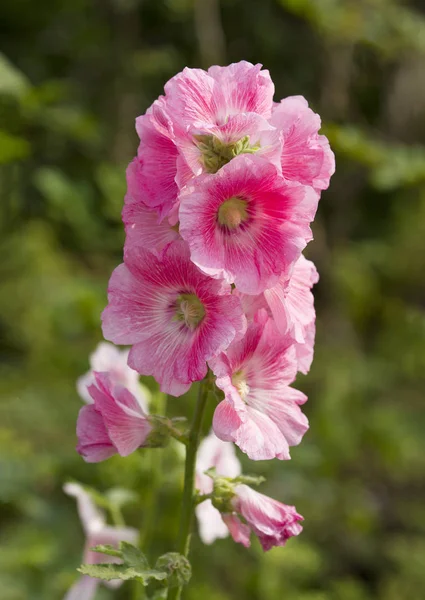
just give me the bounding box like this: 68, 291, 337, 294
168, 379, 209, 600
110, 504, 125, 528
133, 392, 167, 600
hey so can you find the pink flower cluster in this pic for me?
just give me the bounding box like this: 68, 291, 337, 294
74, 61, 333, 555
102, 61, 333, 461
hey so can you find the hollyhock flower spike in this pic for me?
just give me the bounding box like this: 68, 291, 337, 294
76, 341, 148, 411
271, 95, 335, 191
102, 240, 246, 396
195, 431, 241, 544
211, 310, 309, 460
179, 154, 318, 295
63, 483, 138, 600
68, 61, 334, 597
76, 372, 153, 463
222, 484, 303, 551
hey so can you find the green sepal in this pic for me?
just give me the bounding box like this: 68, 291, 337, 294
233, 474, 266, 486
194, 133, 261, 173
155, 552, 192, 588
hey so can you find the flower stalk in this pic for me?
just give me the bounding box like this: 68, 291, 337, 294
168, 378, 210, 600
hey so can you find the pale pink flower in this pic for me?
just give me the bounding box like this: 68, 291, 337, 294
195, 431, 241, 544
271, 96, 335, 191
76, 372, 152, 463
123, 158, 180, 257
63, 482, 138, 600
223, 484, 303, 551
133, 97, 179, 220
211, 311, 308, 460
76, 342, 148, 411
179, 155, 318, 295
164, 61, 275, 129
102, 241, 246, 396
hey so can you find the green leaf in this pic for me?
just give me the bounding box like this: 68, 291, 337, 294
120, 542, 149, 568
78, 563, 168, 585
82, 543, 166, 585
90, 545, 122, 559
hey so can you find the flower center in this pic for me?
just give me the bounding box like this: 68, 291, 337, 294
195, 134, 260, 174
175, 293, 205, 329
232, 371, 250, 401
218, 197, 249, 229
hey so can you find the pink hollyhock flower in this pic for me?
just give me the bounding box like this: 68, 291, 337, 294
195, 431, 241, 544
76, 372, 152, 463
76, 342, 148, 411
222, 484, 303, 551
211, 311, 308, 460
102, 241, 246, 396
270, 96, 335, 191
240, 255, 318, 344
179, 154, 318, 295
63, 482, 138, 600
164, 61, 275, 129
163, 62, 281, 185
123, 158, 180, 257
132, 97, 179, 220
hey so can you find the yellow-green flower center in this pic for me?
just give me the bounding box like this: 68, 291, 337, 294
232, 370, 250, 401
175, 293, 205, 329
195, 134, 260, 174
218, 197, 249, 229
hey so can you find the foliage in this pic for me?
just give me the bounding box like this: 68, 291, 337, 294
79, 543, 190, 592
1, 0, 425, 599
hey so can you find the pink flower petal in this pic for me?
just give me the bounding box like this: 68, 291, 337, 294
271, 96, 335, 190
102, 241, 246, 396
222, 514, 251, 548
179, 155, 318, 294
132, 98, 179, 219
233, 484, 303, 551
76, 405, 116, 463
90, 373, 152, 457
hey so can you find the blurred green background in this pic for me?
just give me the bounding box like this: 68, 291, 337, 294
1, 0, 425, 598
